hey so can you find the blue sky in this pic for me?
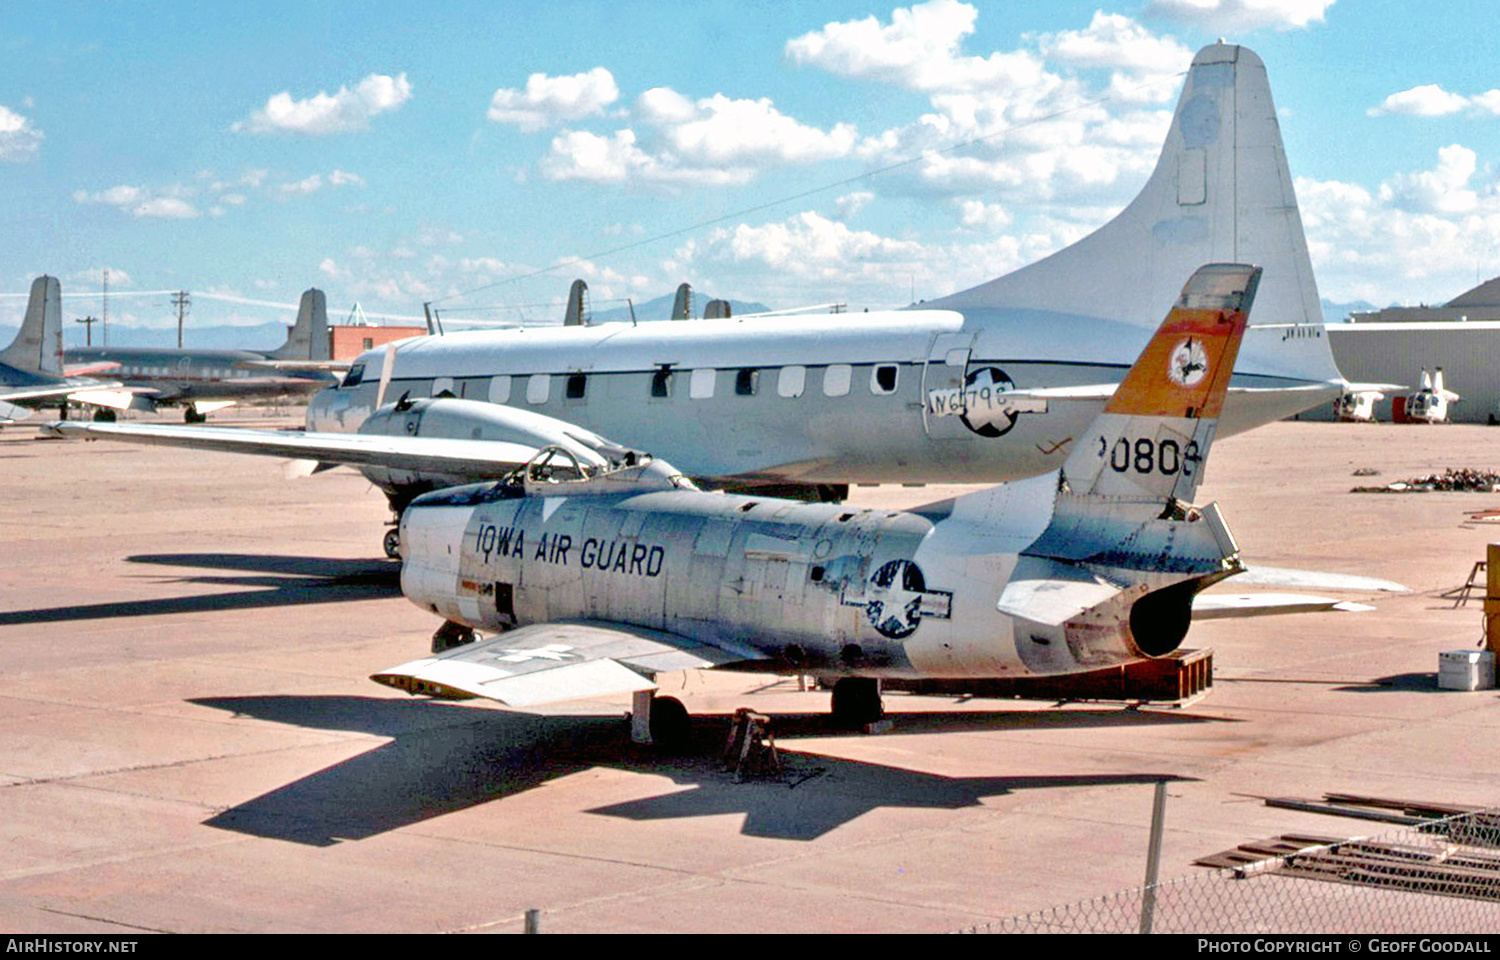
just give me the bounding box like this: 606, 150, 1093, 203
1, 0, 1497, 332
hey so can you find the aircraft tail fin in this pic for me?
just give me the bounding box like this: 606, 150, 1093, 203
268, 288, 329, 362
670, 282, 692, 321
925, 43, 1337, 393
564, 279, 589, 326
0, 276, 63, 376
1062, 263, 1260, 504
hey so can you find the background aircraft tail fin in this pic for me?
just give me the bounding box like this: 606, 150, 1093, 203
1062, 263, 1260, 503
564, 279, 589, 326
925, 43, 1337, 390
0, 275, 63, 376
268, 288, 329, 361
670, 282, 692, 321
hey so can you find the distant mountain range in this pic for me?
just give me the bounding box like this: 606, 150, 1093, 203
1322, 298, 1379, 323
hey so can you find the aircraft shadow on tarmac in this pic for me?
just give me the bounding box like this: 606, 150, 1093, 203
1334, 672, 1449, 694
190, 693, 1217, 846
0, 553, 400, 626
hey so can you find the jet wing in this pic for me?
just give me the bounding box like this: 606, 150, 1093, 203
371, 621, 766, 707
1192, 593, 1375, 619
45, 419, 542, 478
1235, 565, 1407, 593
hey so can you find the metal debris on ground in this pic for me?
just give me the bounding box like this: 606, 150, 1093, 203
1196, 832, 1500, 902
723, 708, 781, 782
1352, 467, 1500, 493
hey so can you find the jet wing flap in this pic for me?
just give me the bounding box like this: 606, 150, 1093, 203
371, 621, 761, 707
1191, 593, 1375, 619
45, 420, 540, 478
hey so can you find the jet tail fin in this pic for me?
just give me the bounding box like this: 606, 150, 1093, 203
1062, 263, 1260, 503
0, 276, 63, 376
268, 288, 329, 362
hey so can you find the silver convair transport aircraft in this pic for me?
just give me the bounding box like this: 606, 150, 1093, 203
54, 44, 1346, 562
300, 44, 1342, 489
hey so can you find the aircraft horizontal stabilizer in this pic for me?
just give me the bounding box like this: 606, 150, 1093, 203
372, 621, 763, 706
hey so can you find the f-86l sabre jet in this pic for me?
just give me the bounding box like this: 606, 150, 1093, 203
301, 44, 1346, 503
363, 264, 1367, 742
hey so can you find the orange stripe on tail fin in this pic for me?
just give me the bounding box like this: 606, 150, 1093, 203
1064, 264, 1261, 503
1105, 264, 1259, 420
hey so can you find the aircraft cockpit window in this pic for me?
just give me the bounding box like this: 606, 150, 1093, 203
735, 368, 758, 396
525, 446, 588, 485
872, 364, 899, 394
343, 364, 365, 387
651, 365, 673, 398
565, 373, 587, 400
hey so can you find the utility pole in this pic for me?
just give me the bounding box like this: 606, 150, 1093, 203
171, 291, 191, 348
75, 315, 98, 347
101, 268, 109, 347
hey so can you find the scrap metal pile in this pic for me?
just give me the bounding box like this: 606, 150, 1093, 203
1353, 467, 1500, 493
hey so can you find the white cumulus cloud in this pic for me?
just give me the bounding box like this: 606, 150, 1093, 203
1145, 0, 1335, 32
73, 184, 200, 219
0, 105, 42, 162
487, 68, 620, 131
235, 73, 412, 135
1370, 84, 1500, 118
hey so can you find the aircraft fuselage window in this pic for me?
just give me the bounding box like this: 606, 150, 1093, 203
565, 373, 587, 399
872, 364, 899, 394
777, 365, 806, 398
526, 373, 551, 404
735, 368, 758, 396
689, 368, 715, 399
824, 363, 852, 397
489, 374, 511, 403
433, 376, 455, 397
650, 365, 673, 398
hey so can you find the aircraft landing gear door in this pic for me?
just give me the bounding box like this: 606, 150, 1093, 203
920, 332, 975, 440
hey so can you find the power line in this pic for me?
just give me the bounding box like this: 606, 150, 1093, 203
428, 69, 1188, 308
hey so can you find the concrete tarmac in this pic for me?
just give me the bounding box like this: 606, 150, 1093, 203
3, 411, 1499, 933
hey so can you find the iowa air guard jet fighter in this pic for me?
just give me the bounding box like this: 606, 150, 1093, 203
366, 264, 1352, 745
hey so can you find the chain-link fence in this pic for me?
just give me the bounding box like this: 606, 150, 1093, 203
960, 810, 1500, 933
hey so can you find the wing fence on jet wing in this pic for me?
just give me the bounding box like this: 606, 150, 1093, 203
371, 621, 767, 707
46, 420, 546, 478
